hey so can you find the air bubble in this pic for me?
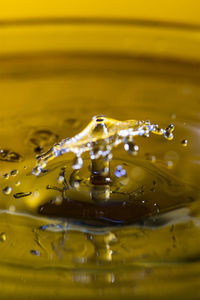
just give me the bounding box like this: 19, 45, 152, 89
3, 186, 12, 195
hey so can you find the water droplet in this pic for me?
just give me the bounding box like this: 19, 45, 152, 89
10, 169, 18, 176
30, 249, 40, 256
15, 181, 21, 187
181, 139, 188, 147
0, 232, 6, 242
3, 173, 9, 179
0, 149, 22, 162
2, 186, 12, 195
164, 123, 175, 140
32, 166, 42, 176
72, 156, 83, 170
13, 192, 32, 199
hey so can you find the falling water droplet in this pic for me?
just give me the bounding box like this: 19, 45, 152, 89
2, 186, 12, 195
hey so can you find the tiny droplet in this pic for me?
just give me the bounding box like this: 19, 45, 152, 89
3, 186, 12, 195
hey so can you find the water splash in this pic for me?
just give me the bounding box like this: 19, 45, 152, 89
33, 116, 175, 176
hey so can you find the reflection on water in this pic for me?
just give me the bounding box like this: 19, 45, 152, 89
0, 53, 199, 299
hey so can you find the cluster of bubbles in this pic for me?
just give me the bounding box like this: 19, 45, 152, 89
32, 116, 175, 176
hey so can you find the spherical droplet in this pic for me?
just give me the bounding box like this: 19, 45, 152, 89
3, 173, 9, 180
181, 139, 188, 147
2, 186, 12, 195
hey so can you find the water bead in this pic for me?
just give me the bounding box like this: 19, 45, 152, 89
2, 186, 12, 195
181, 139, 188, 147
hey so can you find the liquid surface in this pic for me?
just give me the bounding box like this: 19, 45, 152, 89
0, 53, 199, 300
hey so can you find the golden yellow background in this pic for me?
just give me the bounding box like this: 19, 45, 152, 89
0, 0, 199, 24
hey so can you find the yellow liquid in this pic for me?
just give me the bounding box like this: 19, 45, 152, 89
0, 23, 200, 300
